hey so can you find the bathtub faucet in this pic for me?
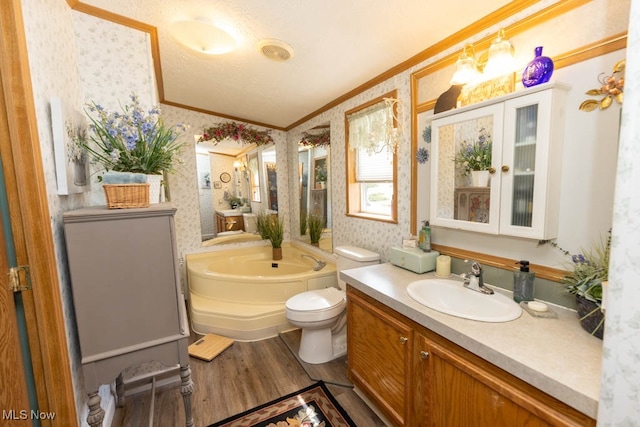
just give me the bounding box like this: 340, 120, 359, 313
301, 254, 326, 271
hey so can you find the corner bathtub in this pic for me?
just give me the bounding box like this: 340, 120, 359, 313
186, 243, 337, 341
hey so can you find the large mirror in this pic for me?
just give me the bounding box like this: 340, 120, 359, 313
294, 125, 332, 252
195, 141, 277, 244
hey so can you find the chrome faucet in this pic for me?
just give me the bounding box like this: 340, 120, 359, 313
461, 260, 494, 295
301, 254, 326, 271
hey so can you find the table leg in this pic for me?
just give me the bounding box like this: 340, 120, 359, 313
86, 391, 105, 427
180, 365, 194, 427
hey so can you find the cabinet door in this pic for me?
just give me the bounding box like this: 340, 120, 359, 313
500, 90, 549, 238
500, 88, 566, 239
347, 288, 412, 426
415, 332, 595, 427
430, 103, 503, 234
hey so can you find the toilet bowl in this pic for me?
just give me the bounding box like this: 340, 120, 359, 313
285, 245, 380, 364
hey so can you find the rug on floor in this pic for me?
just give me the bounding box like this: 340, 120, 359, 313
207, 381, 356, 427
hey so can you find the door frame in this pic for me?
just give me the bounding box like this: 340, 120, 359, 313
0, 1, 77, 425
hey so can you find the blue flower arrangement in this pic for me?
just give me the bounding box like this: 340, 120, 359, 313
82, 94, 186, 175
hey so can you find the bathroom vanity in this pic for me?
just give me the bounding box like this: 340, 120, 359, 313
215, 209, 245, 232
343, 263, 600, 426
63, 204, 193, 427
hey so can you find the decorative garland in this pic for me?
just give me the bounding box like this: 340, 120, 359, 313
198, 121, 273, 146
299, 130, 330, 147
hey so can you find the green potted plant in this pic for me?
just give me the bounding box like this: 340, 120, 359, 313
540, 230, 610, 338
315, 163, 327, 189
81, 93, 186, 204
307, 214, 324, 247
453, 127, 492, 186
255, 211, 284, 259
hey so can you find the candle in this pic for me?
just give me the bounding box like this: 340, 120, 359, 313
436, 255, 451, 277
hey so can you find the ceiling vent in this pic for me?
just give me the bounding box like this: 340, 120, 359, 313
258, 39, 294, 61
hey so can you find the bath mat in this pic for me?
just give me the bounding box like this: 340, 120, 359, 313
207, 381, 356, 427
188, 334, 234, 361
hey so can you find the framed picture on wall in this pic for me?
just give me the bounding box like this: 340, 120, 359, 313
213, 181, 222, 189
313, 156, 327, 189
200, 172, 211, 189
51, 97, 91, 195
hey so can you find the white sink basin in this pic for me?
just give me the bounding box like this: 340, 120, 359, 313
407, 279, 522, 322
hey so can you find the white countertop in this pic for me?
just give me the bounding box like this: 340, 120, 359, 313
215, 209, 243, 217
341, 262, 602, 419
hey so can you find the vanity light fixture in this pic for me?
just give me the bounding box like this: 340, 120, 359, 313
450, 29, 515, 85
170, 18, 236, 55
450, 43, 481, 86
483, 29, 516, 79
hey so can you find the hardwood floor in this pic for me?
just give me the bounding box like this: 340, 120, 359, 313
112, 330, 385, 426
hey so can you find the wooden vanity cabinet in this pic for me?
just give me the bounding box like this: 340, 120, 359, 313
215, 212, 244, 232
346, 286, 595, 427
347, 287, 413, 426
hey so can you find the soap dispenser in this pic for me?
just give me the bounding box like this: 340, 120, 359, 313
418, 221, 431, 252
513, 260, 535, 303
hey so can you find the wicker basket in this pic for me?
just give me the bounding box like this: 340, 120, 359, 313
103, 183, 150, 209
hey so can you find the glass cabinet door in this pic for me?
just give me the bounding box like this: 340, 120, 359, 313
500, 89, 555, 238
430, 103, 503, 234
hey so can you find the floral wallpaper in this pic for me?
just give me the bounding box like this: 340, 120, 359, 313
598, 0, 640, 423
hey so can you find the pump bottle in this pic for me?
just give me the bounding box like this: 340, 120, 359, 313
418, 221, 431, 252
513, 260, 535, 303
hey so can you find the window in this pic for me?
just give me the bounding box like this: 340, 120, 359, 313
345, 91, 398, 222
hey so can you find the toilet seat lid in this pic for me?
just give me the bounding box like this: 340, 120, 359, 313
286, 287, 345, 312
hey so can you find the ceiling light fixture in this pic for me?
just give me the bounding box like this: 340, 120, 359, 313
170, 18, 236, 55
450, 29, 515, 85
257, 39, 294, 62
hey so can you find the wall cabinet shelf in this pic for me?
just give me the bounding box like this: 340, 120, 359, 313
430, 82, 569, 239
63, 204, 193, 427
347, 286, 595, 427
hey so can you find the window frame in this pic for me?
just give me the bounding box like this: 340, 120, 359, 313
345, 90, 398, 223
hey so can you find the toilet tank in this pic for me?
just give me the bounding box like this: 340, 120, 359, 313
243, 213, 257, 233
334, 245, 380, 289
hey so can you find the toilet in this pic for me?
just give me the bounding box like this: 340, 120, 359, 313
285, 245, 380, 364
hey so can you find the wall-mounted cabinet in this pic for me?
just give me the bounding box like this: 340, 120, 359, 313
430, 82, 569, 239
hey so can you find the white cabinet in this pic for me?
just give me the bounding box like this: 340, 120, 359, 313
430, 82, 569, 239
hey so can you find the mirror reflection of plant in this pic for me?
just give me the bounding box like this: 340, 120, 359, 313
453, 127, 492, 175
300, 213, 307, 236
66, 121, 88, 164
315, 163, 327, 182
82, 94, 186, 175
307, 214, 324, 244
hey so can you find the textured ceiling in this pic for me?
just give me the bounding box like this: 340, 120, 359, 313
80, 0, 511, 129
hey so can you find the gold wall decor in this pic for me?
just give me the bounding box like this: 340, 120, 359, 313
458, 73, 515, 107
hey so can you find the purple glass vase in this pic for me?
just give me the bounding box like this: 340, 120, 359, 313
522, 46, 554, 88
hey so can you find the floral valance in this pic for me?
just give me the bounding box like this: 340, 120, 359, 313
299, 130, 330, 147
199, 121, 273, 146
